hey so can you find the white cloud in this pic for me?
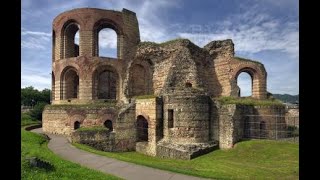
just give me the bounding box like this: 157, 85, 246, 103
175, 4, 298, 60
21, 68, 51, 90
99, 29, 117, 49
21, 29, 51, 50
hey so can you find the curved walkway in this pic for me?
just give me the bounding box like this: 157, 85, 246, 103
31, 128, 210, 180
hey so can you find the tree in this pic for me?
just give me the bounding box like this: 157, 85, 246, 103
21, 86, 51, 106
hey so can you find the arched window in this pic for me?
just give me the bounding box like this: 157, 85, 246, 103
104, 120, 113, 131
136, 115, 148, 142
60, 67, 79, 100
98, 28, 117, 58
62, 21, 80, 58
237, 72, 252, 97
74, 121, 80, 130
98, 70, 117, 99
92, 65, 118, 100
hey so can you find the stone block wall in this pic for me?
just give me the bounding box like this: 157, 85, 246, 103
43, 103, 137, 151
215, 104, 286, 149
71, 130, 116, 151
135, 97, 163, 156
162, 93, 210, 144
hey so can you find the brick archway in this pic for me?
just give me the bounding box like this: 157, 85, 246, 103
232, 65, 267, 99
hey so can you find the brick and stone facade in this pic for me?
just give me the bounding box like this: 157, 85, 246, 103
43, 7, 283, 160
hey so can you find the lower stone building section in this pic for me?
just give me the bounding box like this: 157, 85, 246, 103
42, 97, 287, 160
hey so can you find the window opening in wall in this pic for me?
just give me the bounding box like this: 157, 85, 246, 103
185, 82, 192, 88
63, 22, 80, 58
237, 72, 252, 97
74, 31, 79, 56
168, 109, 174, 128
104, 120, 113, 131
74, 121, 80, 130
98, 28, 117, 58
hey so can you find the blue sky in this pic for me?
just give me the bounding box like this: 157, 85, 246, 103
21, 0, 299, 96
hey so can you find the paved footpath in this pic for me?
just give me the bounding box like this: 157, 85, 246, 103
31, 128, 211, 180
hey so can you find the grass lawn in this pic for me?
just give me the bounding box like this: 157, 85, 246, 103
74, 140, 299, 179
21, 129, 122, 180
21, 111, 122, 180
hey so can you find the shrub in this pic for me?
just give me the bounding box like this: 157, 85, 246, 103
30, 102, 48, 121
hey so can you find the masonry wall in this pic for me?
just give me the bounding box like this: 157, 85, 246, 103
216, 104, 286, 149
163, 93, 210, 144
135, 97, 163, 156
43, 104, 137, 151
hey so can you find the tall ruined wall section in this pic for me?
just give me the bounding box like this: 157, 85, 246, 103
51, 8, 140, 104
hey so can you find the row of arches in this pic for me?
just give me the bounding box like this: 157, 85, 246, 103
53, 19, 119, 60
74, 119, 113, 131
73, 115, 149, 142
52, 62, 153, 100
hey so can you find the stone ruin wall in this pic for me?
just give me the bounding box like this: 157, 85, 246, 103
42, 7, 281, 160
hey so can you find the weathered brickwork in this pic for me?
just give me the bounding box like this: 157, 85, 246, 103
43, 7, 283, 160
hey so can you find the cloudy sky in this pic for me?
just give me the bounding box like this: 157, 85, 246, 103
21, 0, 299, 96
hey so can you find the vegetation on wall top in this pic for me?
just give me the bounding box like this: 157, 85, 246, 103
216, 96, 284, 106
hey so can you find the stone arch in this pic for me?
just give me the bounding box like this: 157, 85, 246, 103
104, 120, 113, 131
232, 65, 266, 99
237, 72, 252, 97
129, 62, 152, 97
60, 66, 79, 100
93, 19, 124, 58
61, 19, 80, 58
136, 115, 148, 142
92, 65, 119, 100
74, 121, 80, 130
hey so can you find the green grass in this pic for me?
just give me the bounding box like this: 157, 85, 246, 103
74, 140, 298, 179
134, 94, 158, 99
21, 128, 122, 180
45, 102, 118, 109
21, 113, 41, 127
217, 96, 284, 106
77, 126, 109, 132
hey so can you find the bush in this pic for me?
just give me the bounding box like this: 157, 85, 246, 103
30, 102, 48, 121
21, 112, 40, 127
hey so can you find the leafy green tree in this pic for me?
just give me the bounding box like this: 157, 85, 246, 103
21, 86, 51, 106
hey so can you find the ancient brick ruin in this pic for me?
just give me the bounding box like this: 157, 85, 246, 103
43, 8, 285, 160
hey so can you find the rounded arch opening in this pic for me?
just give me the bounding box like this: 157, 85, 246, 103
104, 120, 113, 131
237, 72, 253, 97
62, 20, 80, 58
74, 121, 80, 130
92, 65, 119, 100
60, 67, 79, 100
98, 28, 117, 58
136, 115, 148, 142
94, 19, 122, 58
